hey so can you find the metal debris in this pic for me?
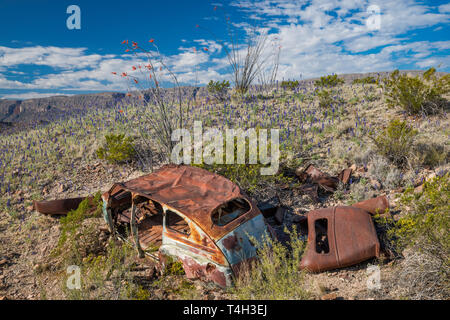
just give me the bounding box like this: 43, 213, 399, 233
298, 196, 389, 272
300, 206, 381, 272
33, 197, 91, 215
33, 163, 390, 283
296, 164, 353, 197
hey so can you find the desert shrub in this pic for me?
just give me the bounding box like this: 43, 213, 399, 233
96, 133, 135, 164
384, 174, 449, 299
317, 89, 333, 108
163, 256, 185, 276
413, 142, 449, 168
53, 193, 150, 300
281, 80, 300, 91
353, 76, 377, 85
367, 155, 404, 190
382, 68, 450, 115
53, 192, 104, 266
316, 89, 345, 108
371, 119, 418, 168
315, 74, 344, 87
63, 239, 148, 300
233, 227, 311, 299
192, 132, 293, 194
348, 179, 375, 203
207, 80, 230, 101
57, 193, 103, 248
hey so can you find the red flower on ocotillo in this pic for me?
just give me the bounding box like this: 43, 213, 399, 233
149, 39, 154, 43
122, 72, 127, 77
122, 40, 128, 44
132, 66, 137, 70
111, 72, 117, 75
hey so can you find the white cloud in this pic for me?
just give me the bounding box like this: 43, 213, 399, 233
230, 0, 450, 78
0, 46, 106, 69
0, 0, 449, 96
438, 3, 450, 13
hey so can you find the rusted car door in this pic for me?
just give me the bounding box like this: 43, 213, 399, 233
300, 206, 380, 272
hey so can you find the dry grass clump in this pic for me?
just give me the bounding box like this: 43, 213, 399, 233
232, 228, 311, 300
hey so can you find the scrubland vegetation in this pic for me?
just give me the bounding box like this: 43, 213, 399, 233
0, 68, 449, 300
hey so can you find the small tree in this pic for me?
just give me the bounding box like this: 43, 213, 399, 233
371, 119, 418, 168
113, 39, 192, 168
96, 133, 135, 164
207, 80, 230, 101
382, 68, 450, 115
315, 74, 344, 87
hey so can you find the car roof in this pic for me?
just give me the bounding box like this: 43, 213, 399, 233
104, 164, 260, 239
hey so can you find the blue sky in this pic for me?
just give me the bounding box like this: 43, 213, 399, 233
0, 0, 449, 99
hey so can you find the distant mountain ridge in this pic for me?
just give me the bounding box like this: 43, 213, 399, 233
0, 92, 128, 123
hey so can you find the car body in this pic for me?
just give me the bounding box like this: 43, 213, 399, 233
101, 164, 274, 287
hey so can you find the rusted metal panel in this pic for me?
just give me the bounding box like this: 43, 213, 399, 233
160, 233, 233, 288
352, 196, 389, 215
300, 206, 380, 272
297, 164, 352, 193
337, 168, 353, 185
33, 197, 91, 215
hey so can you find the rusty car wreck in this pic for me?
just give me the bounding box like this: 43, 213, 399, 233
34, 164, 390, 287
101, 164, 274, 288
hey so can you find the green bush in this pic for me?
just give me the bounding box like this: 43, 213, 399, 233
372, 174, 449, 299
281, 80, 300, 91
96, 133, 135, 164
352, 76, 377, 85
57, 192, 103, 248
315, 74, 344, 87
192, 133, 293, 194
396, 173, 449, 250
371, 119, 418, 168
382, 68, 450, 115
207, 80, 230, 101
163, 256, 185, 276
53, 192, 104, 265
380, 174, 449, 299
317, 89, 333, 108
414, 142, 449, 168
233, 227, 311, 299
63, 239, 146, 300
